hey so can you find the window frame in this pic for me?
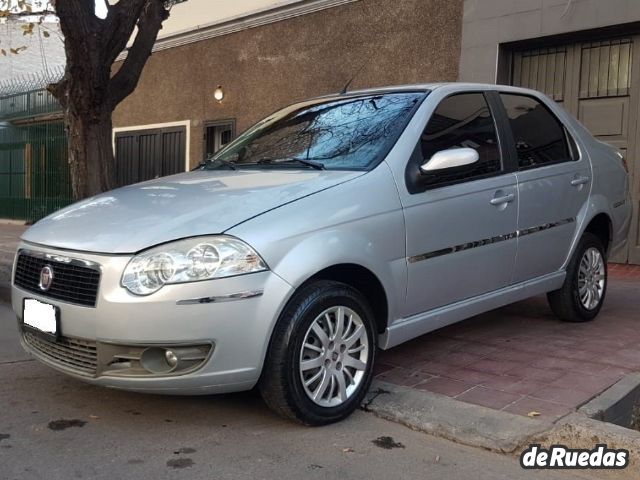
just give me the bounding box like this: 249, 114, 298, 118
405, 90, 513, 194
495, 92, 579, 171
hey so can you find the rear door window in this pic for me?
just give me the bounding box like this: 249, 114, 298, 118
499, 94, 574, 170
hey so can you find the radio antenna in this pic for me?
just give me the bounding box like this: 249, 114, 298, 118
340, 55, 372, 95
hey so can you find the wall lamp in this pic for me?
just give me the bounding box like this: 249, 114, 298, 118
214, 85, 225, 103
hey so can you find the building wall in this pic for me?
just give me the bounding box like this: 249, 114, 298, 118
459, 0, 640, 264
459, 0, 640, 83
112, 0, 463, 166
151, 0, 307, 40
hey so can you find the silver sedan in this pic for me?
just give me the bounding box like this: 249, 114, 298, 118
12, 83, 631, 424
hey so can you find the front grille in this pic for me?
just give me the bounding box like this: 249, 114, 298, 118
23, 330, 97, 375
14, 251, 101, 307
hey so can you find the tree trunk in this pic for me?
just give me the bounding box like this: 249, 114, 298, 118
66, 110, 115, 199
48, 0, 171, 201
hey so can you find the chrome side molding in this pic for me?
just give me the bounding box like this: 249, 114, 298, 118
408, 217, 575, 264
176, 290, 264, 305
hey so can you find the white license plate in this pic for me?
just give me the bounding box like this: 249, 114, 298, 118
23, 298, 58, 336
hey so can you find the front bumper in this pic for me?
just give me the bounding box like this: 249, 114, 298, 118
11, 242, 294, 395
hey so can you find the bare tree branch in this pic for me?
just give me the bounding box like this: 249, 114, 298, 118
102, 0, 148, 66
107, 0, 168, 107
55, 0, 99, 50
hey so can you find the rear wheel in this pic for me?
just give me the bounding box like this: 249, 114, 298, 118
259, 280, 376, 425
547, 233, 607, 322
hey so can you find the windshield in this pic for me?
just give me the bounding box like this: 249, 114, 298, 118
207, 92, 426, 171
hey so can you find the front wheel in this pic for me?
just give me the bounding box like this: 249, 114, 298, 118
547, 232, 607, 322
259, 280, 376, 425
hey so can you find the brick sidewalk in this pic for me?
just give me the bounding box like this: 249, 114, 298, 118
377, 266, 640, 421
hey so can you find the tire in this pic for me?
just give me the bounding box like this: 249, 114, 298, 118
547, 232, 608, 322
259, 280, 377, 425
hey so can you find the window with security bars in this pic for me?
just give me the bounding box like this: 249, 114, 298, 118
579, 39, 632, 99
511, 47, 567, 101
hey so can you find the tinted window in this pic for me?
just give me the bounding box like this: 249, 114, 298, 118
500, 94, 572, 169
420, 93, 502, 187
208, 92, 425, 171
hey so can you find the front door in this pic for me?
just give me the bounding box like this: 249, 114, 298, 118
498, 93, 591, 283
402, 92, 519, 317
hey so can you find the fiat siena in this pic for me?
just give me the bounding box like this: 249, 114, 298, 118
12, 83, 631, 424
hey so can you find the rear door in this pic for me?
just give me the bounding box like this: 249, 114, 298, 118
497, 93, 591, 283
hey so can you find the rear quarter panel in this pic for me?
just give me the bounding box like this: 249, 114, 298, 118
585, 137, 632, 256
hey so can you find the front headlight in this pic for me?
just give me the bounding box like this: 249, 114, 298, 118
121, 236, 268, 295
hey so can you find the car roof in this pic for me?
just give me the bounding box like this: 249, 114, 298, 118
314, 82, 545, 99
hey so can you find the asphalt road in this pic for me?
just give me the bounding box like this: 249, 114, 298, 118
0, 302, 595, 480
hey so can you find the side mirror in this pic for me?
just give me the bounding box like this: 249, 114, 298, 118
420, 147, 479, 175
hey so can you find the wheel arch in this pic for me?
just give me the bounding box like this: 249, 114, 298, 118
583, 212, 613, 255
299, 263, 389, 335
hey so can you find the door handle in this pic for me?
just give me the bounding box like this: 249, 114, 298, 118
571, 176, 590, 186
490, 193, 515, 206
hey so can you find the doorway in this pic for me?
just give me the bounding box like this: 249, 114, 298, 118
204, 120, 235, 158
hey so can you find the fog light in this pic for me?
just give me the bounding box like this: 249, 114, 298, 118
107, 344, 212, 377
165, 349, 178, 368
140, 347, 177, 374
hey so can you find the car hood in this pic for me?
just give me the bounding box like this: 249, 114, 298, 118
22, 169, 364, 254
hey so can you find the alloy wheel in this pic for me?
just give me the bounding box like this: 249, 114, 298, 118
299, 306, 369, 407
577, 247, 606, 310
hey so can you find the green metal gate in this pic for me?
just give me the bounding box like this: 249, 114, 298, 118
0, 69, 73, 222
0, 121, 72, 222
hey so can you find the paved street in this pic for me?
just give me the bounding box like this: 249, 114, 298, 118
0, 224, 24, 299
0, 303, 596, 480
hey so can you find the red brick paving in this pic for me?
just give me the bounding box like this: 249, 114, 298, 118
377, 265, 640, 421
416, 377, 475, 397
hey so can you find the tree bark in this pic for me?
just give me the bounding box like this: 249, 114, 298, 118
46, 0, 170, 200
66, 110, 115, 199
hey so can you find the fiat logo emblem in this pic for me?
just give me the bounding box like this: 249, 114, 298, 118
39, 265, 54, 291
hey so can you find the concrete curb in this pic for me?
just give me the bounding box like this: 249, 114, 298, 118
363, 380, 553, 453
579, 372, 640, 428
532, 413, 640, 477
365, 378, 640, 477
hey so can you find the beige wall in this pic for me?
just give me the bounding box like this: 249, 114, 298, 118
459, 0, 640, 83
113, 0, 464, 167
157, 0, 305, 39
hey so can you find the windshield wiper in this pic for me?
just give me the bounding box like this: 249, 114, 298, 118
255, 157, 325, 170
204, 158, 237, 170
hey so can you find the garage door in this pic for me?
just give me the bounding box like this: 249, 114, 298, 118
114, 126, 186, 187
510, 37, 640, 264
